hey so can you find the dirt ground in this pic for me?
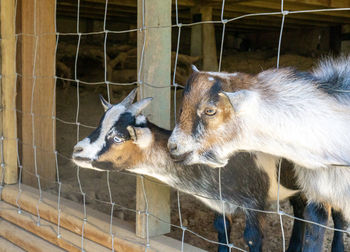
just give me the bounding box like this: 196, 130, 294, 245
51, 52, 350, 251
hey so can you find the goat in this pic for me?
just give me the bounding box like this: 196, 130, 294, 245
72, 90, 345, 252
167, 57, 350, 250
169, 57, 350, 170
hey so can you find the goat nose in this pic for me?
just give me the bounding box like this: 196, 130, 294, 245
167, 142, 177, 153
73, 146, 84, 154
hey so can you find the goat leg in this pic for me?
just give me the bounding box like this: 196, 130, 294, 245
331, 209, 346, 252
303, 202, 329, 252
286, 194, 306, 252
214, 213, 232, 252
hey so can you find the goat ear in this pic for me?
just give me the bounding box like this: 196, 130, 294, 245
219, 90, 251, 112
129, 97, 153, 115
127, 126, 153, 148
120, 88, 138, 107
127, 126, 137, 141
191, 65, 199, 72
99, 94, 112, 111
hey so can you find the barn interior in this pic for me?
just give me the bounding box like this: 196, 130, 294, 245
1, 0, 350, 251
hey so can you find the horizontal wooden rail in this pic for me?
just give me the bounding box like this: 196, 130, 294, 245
0, 237, 25, 252
0, 217, 65, 252
1, 184, 205, 252
0, 202, 111, 252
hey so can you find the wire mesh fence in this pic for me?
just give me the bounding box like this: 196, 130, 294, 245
1, 0, 350, 251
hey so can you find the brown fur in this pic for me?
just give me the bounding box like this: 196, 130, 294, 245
98, 124, 169, 171
98, 141, 146, 169
179, 71, 255, 137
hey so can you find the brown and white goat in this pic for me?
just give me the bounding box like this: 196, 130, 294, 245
168, 57, 350, 170
72, 90, 344, 252
168, 57, 350, 250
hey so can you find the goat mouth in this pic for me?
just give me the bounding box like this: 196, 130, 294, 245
72, 157, 120, 172
73, 156, 92, 162
170, 151, 193, 163
72, 156, 94, 170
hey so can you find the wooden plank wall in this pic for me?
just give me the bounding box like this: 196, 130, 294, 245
20, 0, 56, 187
1, 0, 18, 184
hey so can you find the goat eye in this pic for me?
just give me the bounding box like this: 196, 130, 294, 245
113, 136, 123, 143
204, 108, 216, 116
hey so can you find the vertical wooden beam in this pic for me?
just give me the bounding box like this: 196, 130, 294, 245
136, 0, 171, 238
1, 0, 18, 184
190, 10, 202, 58
21, 0, 56, 188
341, 25, 350, 54
330, 26, 342, 56
200, 6, 218, 71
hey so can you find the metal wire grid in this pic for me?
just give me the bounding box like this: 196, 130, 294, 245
0, 0, 349, 251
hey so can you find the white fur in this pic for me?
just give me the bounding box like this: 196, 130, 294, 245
232, 69, 350, 169
169, 126, 197, 154
294, 165, 350, 221
195, 197, 238, 214
207, 72, 237, 79
72, 104, 126, 161
130, 165, 172, 185
192, 65, 199, 72
136, 115, 147, 125
172, 59, 350, 169
135, 128, 153, 149
254, 153, 298, 201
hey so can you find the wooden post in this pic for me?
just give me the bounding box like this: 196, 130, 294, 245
330, 26, 342, 56
1, 0, 18, 184
20, 0, 56, 188
200, 6, 218, 71
136, 0, 171, 238
190, 9, 202, 58
341, 25, 350, 54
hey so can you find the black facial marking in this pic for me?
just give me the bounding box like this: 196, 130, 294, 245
113, 112, 136, 139
88, 113, 106, 143
97, 139, 112, 157
208, 79, 222, 103
97, 112, 149, 158
191, 114, 203, 137
183, 72, 198, 96
113, 112, 147, 138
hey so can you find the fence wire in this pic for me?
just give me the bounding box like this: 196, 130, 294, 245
0, 0, 350, 251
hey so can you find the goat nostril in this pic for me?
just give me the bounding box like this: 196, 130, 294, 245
74, 146, 84, 154
168, 142, 177, 152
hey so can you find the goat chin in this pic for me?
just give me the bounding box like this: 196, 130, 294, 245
72, 158, 120, 172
